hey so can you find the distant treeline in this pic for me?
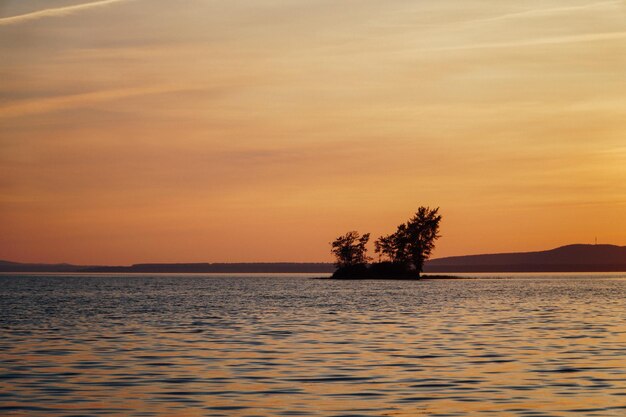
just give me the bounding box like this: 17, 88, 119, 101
0, 261, 334, 274
2, 244, 625, 274
83, 263, 335, 273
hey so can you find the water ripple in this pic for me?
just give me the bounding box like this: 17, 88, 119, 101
1, 273, 626, 416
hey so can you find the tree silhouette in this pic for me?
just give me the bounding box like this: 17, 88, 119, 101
331, 231, 371, 268
375, 207, 441, 277
330, 207, 442, 279
374, 233, 401, 263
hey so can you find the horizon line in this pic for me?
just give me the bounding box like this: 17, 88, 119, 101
2, 242, 622, 267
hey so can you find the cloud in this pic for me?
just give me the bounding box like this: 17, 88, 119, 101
423, 31, 626, 53
0, 0, 129, 26
457, 0, 622, 27
0, 85, 191, 118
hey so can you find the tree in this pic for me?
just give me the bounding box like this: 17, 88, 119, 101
375, 207, 441, 277
331, 231, 371, 268
374, 232, 403, 263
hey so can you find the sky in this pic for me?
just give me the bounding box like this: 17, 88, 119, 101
1, 0, 625, 264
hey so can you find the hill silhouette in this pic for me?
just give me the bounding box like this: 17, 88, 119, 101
2, 244, 626, 273
81, 263, 335, 273
0, 260, 87, 273
424, 244, 626, 272
0, 261, 334, 273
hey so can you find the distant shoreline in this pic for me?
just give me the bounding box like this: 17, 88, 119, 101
2, 244, 626, 273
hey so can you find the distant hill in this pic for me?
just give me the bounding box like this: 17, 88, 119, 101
0, 260, 335, 273
0, 260, 87, 273
2, 244, 626, 273
424, 244, 626, 272
82, 263, 335, 273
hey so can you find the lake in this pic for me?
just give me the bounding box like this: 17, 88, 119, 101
1, 273, 626, 416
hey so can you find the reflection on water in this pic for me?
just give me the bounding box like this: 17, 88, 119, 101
1, 273, 626, 416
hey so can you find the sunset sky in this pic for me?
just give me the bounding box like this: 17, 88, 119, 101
1, 0, 626, 264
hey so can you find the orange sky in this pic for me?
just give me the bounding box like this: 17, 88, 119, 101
1, 0, 626, 264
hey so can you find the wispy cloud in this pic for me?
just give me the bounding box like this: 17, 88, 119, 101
0, 0, 129, 26
457, 0, 622, 27
0, 85, 190, 118
423, 30, 626, 53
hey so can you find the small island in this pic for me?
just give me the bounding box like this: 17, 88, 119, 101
330, 206, 445, 279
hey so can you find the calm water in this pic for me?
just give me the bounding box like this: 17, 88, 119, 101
1, 273, 626, 417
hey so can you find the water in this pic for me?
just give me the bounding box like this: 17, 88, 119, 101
1, 273, 626, 417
